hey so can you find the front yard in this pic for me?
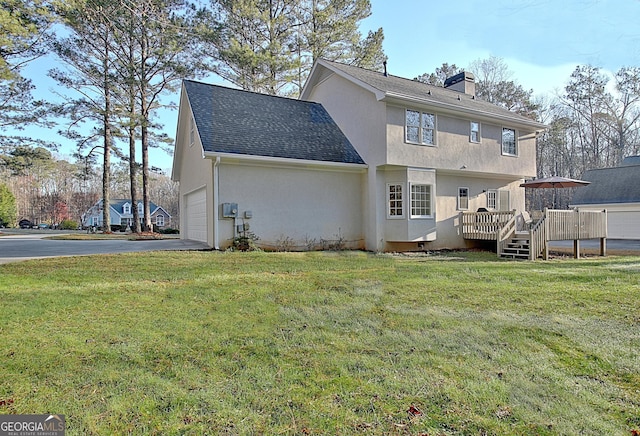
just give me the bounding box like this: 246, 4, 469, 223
0, 251, 638, 434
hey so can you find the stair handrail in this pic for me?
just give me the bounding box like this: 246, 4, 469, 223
529, 210, 547, 260
496, 214, 517, 258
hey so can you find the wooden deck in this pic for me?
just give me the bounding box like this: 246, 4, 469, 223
462, 209, 608, 260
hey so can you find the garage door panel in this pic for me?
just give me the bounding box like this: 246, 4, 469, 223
186, 188, 207, 243
608, 211, 640, 239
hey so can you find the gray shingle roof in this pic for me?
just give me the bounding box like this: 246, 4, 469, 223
317, 60, 545, 129
571, 164, 640, 204
183, 80, 365, 165
621, 155, 640, 166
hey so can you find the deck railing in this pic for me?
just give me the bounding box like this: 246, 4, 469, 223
461, 210, 516, 240
529, 215, 547, 260
464, 209, 608, 260
496, 214, 517, 258
545, 209, 607, 240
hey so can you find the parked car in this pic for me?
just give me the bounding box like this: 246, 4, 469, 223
37, 223, 49, 229
19, 219, 33, 229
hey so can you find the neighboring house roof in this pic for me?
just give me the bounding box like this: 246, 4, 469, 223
87, 199, 172, 218
302, 59, 547, 131
183, 80, 365, 165
621, 155, 640, 166
571, 163, 640, 205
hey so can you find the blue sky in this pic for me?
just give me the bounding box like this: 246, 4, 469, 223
18, 0, 640, 172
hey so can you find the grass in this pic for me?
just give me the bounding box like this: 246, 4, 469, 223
0, 250, 639, 435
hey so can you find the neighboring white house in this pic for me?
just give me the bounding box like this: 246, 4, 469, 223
172, 59, 546, 251
82, 199, 172, 230
570, 156, 640, 239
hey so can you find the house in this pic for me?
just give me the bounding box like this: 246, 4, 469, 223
172, 80, 367, 250
82, 199, 172, 230
172, 60, 546, 251
570, 156, 640, 239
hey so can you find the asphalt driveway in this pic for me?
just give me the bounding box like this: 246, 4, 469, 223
0, 230, 210, 264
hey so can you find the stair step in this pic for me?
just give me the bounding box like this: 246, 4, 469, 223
501, 236, 530, 259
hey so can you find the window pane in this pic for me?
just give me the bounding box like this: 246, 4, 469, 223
411, 184, 431, 216
487, 190, 497, 209
406, 110, 420, 126
406, 126, 419, 143
502, 128, 516, 154
388, 184, 403, 216
422, 128, 434, 145
458, 188, 469, 210
470, 122, 480, 142
422, 113, 435, 129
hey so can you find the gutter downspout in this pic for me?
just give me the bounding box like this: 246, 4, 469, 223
213, 156, 220, 249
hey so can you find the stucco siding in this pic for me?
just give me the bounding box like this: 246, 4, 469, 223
305, 73, 386, 166
431, 175, 525, 248
385, 105, 537, 177
305, 69, 385, 250
216, 162, 365, 250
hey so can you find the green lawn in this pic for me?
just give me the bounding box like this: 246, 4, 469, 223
1, 251, 639, 435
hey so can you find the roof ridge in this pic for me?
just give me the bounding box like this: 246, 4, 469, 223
317, 58, 544, 127
183, 79, 322, 106
585, 164, 640, 172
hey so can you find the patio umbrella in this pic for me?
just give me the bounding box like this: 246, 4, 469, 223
520, 176, 591, 208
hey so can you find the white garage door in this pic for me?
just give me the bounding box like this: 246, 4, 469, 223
185, 188, 207, 243
607, 210, 640, 239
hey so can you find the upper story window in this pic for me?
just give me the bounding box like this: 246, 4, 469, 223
189, 116, 195, 146
470, 121, 481, 143
410, 184, 432, 218
123, 203, 131, 214
458, 187, 469, 210
156, 215, 165, 226
406, 109, 436, 145
502, 127, 517, 156
138, 202, 144, 214
387, 183, 404, 218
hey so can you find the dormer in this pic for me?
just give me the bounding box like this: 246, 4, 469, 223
123, 202, 131, 214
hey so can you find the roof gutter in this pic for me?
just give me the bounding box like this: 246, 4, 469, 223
204, 151, 368, 171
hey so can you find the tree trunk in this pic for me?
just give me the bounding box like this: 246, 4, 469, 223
102, 54, 111, 233
140, 28, 152, 232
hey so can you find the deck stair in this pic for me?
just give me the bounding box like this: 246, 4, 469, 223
500, 235, 530, 259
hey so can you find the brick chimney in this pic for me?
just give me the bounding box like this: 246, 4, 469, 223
444, 71, 475, 96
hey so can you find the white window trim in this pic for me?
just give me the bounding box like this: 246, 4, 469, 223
123, 202, 131, 214
458, 187, 469, 211
156, 215, 165, 226
405, 109, 437, 146
387, 183, 405, 219
487, 189, 498, 210
410, 183, 433, 219
501, 127, 518, 156
137, 202, 143, 214
470, 121, 481, 143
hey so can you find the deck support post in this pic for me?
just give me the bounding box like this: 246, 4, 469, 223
573, 240, 580, 259
600, 238, 607, 257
